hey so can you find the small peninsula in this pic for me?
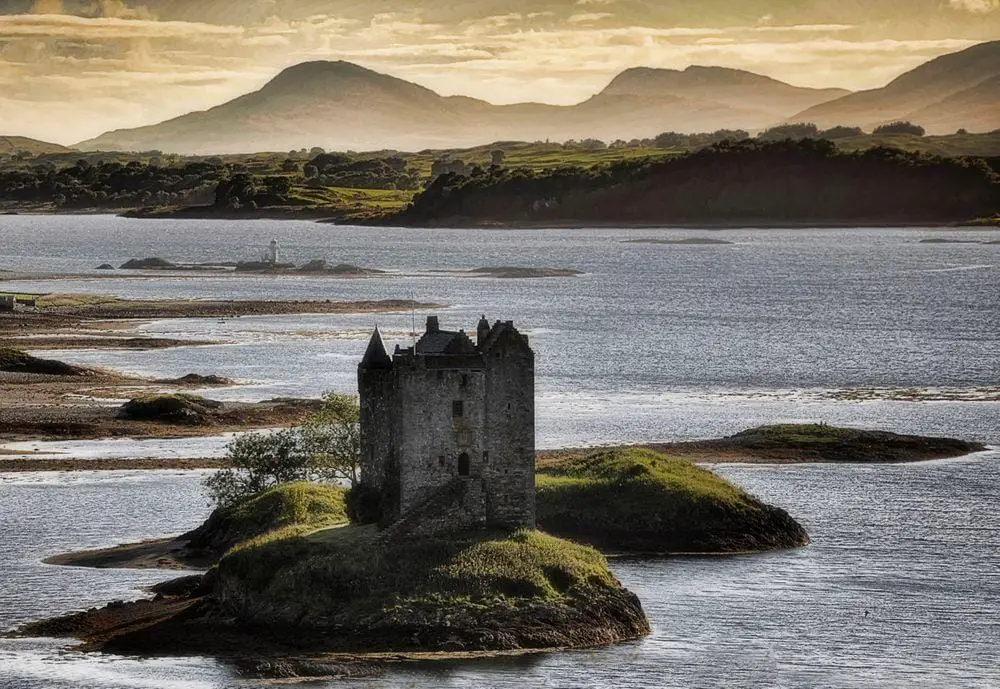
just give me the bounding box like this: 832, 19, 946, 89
642, 424, 987, 464
624, 238, 733, 245
15, 423, 983, 665
467, 267, 581, 278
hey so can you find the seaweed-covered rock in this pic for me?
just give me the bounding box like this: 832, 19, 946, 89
0, 348, 90, 376
118, 394, 222, 425
296, 260, 384, 275
162, 373, 235, 387
120, 257, 175, 269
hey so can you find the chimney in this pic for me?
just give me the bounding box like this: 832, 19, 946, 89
426, 316, 440, 333
477, 314, 491, 346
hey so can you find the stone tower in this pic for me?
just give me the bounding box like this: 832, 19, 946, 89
358, 316, 535, 528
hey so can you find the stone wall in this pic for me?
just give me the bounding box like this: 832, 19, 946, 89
396, 360, 488, 516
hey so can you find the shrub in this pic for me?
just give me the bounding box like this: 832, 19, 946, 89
873, 121, 926, 136
758, 123, 820, 141
821, 125, 865, 139
203, 393, 361, 507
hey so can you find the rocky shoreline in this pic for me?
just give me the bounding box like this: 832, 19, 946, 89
0, 295, 440, 444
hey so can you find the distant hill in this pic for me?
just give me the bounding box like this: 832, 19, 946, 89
75, 61, 848, 155
597, 66, 847, 119
0, 136, 71, 156
793, 41, 1000, 134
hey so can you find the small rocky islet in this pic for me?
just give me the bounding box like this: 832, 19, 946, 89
623, 237, 733, 245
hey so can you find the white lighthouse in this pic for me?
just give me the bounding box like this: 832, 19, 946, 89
268, 239, 280, 265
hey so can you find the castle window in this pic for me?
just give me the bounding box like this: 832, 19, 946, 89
458, 453, 471, 477
452, 400, 464, 418
438, 455, 445, 467
483, 451, 489, 464
461, 374, 469, 387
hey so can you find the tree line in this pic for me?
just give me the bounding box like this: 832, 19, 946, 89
397, 139, 1000, 225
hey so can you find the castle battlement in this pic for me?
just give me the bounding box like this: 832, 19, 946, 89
358, 315, 535, 528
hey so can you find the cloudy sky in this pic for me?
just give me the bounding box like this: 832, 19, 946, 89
1, 0, 997, 144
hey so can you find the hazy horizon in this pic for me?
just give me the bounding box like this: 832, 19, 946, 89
1, 0, 998, 145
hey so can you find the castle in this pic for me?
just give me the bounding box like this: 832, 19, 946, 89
358, 315, 535, 528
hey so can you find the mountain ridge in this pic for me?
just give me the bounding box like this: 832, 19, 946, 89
792, 40, 1000, 133
75, 43, 999, 154
75, 61, 849, 154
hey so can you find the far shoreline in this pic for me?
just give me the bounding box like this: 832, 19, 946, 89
2, 427, 988, 473
2, 208, 999, 230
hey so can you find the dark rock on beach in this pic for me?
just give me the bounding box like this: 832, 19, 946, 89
0, 348, 91, 376
120, 257, 175, 269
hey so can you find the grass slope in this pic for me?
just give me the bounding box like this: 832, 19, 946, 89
536, 447, 809, 553
0, 136, 71, 155
185, 482, 349, 556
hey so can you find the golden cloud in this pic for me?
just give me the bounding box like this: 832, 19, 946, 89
0, 13, 243, 39
946, 0, 999, 13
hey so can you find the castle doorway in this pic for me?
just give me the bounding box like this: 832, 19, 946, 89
458, 452, 471, 477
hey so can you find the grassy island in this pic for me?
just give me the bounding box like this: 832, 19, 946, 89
646, 424, 988, 464
536, 447, 808, 553
25, 482, 648, 660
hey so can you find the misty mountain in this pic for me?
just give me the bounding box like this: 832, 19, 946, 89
75, 61, 847, 155
792, 41, 1000, 134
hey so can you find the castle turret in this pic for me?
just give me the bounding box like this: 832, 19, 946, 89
360, 326, 392, 369
358, 327, 396, 506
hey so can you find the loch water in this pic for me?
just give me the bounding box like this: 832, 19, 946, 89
0, 216, 998, 687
